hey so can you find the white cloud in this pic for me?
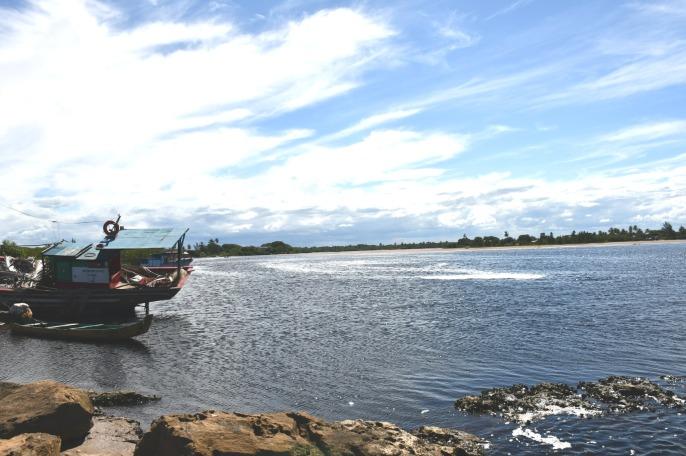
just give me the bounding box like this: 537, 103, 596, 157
600, 120, 686, 143
486, 0, 534, 21
211, 162, 686, 240
628, 0, 686, 17
538, 50, 686, 104
1, 1, 685, 245
264, 129, 468, 189
0, 1, 395, 240
435, 17, 480, 50
325, 109, 422, 140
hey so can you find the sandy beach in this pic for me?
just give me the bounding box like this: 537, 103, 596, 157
287, 239, 686, 257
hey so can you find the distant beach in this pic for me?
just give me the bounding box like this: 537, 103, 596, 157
266, 238, 686, 257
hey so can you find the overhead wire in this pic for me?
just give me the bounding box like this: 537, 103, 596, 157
0, 202, 104, 224
1, 200, 109, 246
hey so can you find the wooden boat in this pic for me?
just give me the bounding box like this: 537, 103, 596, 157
7, 314, 153, 341
0, 217, 192, 319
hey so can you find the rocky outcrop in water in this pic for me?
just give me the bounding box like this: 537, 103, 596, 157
0, 381, 93, 442
87, 391, 160, 408
0, 433, 61, 456
454, 382, 599, 423
134, 411, 487, 456
578, 375, 685, 412
455, 375, 685, 423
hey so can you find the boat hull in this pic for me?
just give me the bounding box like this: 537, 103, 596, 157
0, 287, 181, 319
8, 315, 153, 341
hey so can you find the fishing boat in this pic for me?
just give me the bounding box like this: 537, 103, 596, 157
7, 314, 153, 341
0, 218, 193, 319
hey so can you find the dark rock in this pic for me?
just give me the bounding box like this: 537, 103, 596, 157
0, 381, 94, 442
61, 416, 142, 456
455, 376, 685, 424
134, 411, 486, 456
454, 382, 598, 423
87, 391, 160, 408
0, 433, 61, 456
578, 376, 685, 412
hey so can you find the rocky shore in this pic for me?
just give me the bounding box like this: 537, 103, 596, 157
2, 375, 684, 455
0, 380, 486, 456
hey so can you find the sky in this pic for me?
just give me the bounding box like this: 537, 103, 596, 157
1, 0, 685, 246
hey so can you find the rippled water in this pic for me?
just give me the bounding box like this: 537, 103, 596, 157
2, 243, 685, 454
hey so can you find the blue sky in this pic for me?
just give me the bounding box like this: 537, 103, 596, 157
1, 0, 685, 246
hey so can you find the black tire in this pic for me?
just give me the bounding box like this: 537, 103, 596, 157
103, 220, 120, 236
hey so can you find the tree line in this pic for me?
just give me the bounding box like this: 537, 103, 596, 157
187, 222, 686, 257
0, 240, 44, 258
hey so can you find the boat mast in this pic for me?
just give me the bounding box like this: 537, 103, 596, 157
177, 229, 188, 279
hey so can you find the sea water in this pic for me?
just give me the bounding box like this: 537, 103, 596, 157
2, 242, 685, 455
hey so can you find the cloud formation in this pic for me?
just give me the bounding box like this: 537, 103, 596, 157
1, 0, 685, 245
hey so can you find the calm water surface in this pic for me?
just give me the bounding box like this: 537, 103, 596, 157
2, 243, 685, 455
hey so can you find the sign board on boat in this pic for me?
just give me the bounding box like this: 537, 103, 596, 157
72, 267, 109, 284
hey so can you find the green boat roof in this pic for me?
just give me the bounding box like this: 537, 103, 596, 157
42, 228, 188, 259
97, 228, 188, 250
43, 243, 92, 257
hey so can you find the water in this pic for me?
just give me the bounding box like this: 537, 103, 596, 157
1, 242, 685, 454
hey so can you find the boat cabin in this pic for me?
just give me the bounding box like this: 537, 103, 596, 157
42, 228, 188, 289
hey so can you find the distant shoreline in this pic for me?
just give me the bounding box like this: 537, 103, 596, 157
190, 222, 686, 258
206, 239, 686, 258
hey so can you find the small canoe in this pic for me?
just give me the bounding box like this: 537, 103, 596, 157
8, 315, 153, 341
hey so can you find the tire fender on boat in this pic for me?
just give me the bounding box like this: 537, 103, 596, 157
103, 220, 120, 236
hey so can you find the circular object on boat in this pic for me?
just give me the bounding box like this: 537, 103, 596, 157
9, 303, 32, 323
103, 220, 120, 236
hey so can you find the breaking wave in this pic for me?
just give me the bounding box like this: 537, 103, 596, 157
418, 272, 544, 280
259, 259, 544, 281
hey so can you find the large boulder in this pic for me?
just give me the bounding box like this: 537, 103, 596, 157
134, 411, 486, 456
0, 432, 61, 456
62, 416, 143, 456
0, 381, 94, 442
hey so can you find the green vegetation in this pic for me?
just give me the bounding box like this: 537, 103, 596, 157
0, 240, 44, 258
189, 222, 686, 257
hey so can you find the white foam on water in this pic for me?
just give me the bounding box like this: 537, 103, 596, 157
261, 262, 329, 274
512, 427, 571, 450
260, 258, 545, 282
516, 404, 602, 423
192, 268, 241, 278
671, 395, 685, 404
261, 259, 378, 275
419, 271, 544, 281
